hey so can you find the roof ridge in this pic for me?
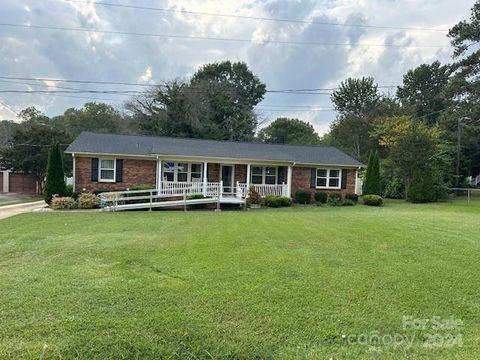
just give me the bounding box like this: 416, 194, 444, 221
79, 131, 337, 150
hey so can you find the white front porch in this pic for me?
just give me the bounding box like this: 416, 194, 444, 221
155, 159, 293, 200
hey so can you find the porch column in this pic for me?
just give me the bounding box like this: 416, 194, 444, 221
203, 162, 208, 196
246, 163, 251, 196
72, 154, 76, 193
287, 165, 293, 197
156, 159, 163, 191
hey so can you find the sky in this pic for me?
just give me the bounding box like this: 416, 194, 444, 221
0, 0, 474, 134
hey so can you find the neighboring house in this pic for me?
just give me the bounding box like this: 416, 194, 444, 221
0, 169, 38, 194
65, 132, 362, 203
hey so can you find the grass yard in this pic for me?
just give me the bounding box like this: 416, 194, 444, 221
0, 200, 479, 359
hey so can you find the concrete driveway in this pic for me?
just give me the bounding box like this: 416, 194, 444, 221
0, 201, 47, 220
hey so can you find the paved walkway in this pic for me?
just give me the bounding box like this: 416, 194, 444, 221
0, 201, 47, 220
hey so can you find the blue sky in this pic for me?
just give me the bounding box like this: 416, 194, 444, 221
0, 0, 474, 134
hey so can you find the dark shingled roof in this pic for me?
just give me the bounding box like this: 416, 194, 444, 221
66, 132, 362, 167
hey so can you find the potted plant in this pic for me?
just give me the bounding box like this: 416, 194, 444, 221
247, 186, 262, 209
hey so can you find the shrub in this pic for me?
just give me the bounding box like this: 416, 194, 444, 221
314, 191, 328, 204
280, 197, 293, 207
327, 196, 342, 206
342, 199, 356, 206
383, 176, 405, 199
64, 185, 80, 200
363, 194, 383, 206
247, 186, 261, 205
329, 192, 342, 201
264, 195, 292, 208
295, 190, 311, 204
51, 196, 77, 210
92, 188, 113, 195
345, 193, 359, 203
44, 141, 66, 203
78, 192, 100, 209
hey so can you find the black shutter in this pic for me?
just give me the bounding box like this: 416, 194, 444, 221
341, 169, 348, 189
116, 159, 123, 182
310, 168, 316, 188
91, 158, 99, 182
277, 166, 286, 184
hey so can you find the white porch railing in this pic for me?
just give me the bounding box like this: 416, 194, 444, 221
98, 181, 223, 210
161, 181, 221, 197
237, 182, 288, 198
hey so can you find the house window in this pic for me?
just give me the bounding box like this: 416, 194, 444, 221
316, 168, 341, 189
251, 166, 278, 185
163, 161, 203, 182
99, 159, 116, 182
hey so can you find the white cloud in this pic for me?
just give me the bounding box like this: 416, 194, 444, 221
0, 0, 474, 131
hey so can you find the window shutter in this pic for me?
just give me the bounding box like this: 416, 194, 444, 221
341, 169, 348, 189
91, 158, 99, 182
310, 168, 316, 188
277, 167, 286, 184
116, 159, 123, 182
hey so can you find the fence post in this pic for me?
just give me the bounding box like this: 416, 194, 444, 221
468, 189, 471, 204
149, 190, 153, 211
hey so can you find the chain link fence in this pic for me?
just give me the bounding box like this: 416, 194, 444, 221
449, 188, 480, 203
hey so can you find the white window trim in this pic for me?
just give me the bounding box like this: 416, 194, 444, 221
99, 158, 116, 183
316, 168, 342, 189
250, 166, 278, 185
163, 161, 203, 182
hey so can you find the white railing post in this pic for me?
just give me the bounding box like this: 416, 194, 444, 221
203, 162, 208, 197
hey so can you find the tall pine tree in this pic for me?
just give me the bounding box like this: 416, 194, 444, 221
44, 141, 66, 203
363, 150, 381, 195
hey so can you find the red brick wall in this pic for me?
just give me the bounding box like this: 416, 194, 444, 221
291, 167, 357, 199
75, 157, 156, 192
207, 163, 220, 182
0, 172, 3, 192
234, 164, 247, 183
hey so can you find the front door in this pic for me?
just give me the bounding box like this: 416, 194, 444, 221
220, 165, 234, 194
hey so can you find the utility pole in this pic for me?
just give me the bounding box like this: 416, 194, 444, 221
456, 117, 472, 187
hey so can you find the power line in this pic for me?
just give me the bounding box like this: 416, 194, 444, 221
64, 0, 449, 33
0, 76, 402, 92
0, 23, 451, 49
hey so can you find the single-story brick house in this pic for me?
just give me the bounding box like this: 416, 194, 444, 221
66, 132, 362, 202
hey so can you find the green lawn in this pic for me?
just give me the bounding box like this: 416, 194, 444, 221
1, 200, 479, 359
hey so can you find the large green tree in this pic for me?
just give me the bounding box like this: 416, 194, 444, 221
257, 118, 320, 145
329, 77, 383, 162
373, 115, 451, 201
130, 61, 266, 141
443, 1, 480, 179
0, 108, 69, 193
397, 61, 450, 126
61, 102, 129, 138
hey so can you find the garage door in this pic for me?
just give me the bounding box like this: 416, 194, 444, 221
9, 173, 37, 193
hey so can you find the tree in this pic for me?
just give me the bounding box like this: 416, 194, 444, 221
372, 115, 451, 201
363, 150, 381, 195
0, 108, 69, 193
331, 77, 380, 118
62, 102, 128, 138
443, 1, 480, 179
257, 118, 320, 145
329, 77, 381, 162
44, 141, 66, 203
129, 61, 266, 141
407, 168, 436, 203
397, 61, 450, 126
